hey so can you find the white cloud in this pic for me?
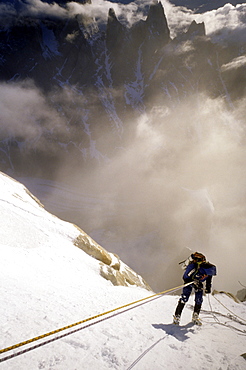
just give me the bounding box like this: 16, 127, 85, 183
160, 1, 246, 39
160, 0, 194, 37
0, 0, 151, 27
67, 0, 151, 27
20, 0, 67, 18
221, 55, 246, 72
1, 0, 246, 40
0, 81, 66, 149
194, 3, 246, 36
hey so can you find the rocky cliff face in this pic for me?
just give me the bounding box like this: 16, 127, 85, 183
0, 1, 245, 178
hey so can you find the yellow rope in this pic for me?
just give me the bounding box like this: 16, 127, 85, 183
0, 282, 191, 355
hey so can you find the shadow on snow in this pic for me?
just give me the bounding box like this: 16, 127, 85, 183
152, 322, 196, 341
126, 323, 196, 369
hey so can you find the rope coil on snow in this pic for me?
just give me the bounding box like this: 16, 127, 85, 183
206, 294, 246, 335
0, 282, 192, 363
212, 294, 246, 323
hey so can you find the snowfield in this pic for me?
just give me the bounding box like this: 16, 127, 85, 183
0, 172, 245, 369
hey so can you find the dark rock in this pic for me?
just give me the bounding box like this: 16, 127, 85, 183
236, 288, 246, 302
106, 8, 128, 52
145, 1, 170, 45
186, 20, 206, 38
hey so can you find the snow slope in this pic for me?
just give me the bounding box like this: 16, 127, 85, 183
0, 172, 245, 369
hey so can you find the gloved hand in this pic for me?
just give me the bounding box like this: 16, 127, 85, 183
193, 279, 200, 287
193, 279, 203, 290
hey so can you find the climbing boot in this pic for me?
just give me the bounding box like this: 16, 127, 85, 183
173, 314, 181, 325
192, 312, 202, 326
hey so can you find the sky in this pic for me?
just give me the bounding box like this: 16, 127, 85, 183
1, 0, 246, 294
0, 171, 246, 369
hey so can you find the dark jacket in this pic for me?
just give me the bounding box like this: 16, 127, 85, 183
183, 262, 217, 292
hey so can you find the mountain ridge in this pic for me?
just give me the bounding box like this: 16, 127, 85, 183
0, 170, 246, 369
1, 1, 245, 177
0, 170, 151, 290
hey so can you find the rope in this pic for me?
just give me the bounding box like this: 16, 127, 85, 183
206, 294, 246, 335
0, 282, 192, 363
0, 294, 161, 363
201, 308, 246, 326
212, 294, 246, 323
127, 336, 167, 370
238, 281, 246, 288
207, 294, 220, 324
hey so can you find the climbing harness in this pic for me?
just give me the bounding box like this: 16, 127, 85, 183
0, 282, 193, 363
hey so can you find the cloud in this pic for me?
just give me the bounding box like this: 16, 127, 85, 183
0, 0, 151, 30
160, 1, 246, 40
67, 0, 110, 23
2, 83, 245, 294
190, 3, 246, 46
221, 55, 246, 72
22, 0, 67, 18
50, 92, 246, 293
170, 40, 195, 55
65, 30, 80, 43
71, 0, 246, 41
0, 0, 150, 26
195, 3, 246, 35
0, 81, 67, 150
67, 0, 151, 26
1, 0, 246, 42
160, 1, 194, 37
0, 0, 67, 19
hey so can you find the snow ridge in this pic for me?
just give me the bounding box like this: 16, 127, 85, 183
0, 172, 246, 369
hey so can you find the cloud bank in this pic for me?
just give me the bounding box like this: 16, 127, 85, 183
1, 0, 246, 40
48, 92, 246, 294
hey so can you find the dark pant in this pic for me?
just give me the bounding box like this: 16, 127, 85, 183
181, 283, 203, 305
175, 283, 203, 316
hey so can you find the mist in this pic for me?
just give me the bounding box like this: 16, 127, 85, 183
1, 0, 246, 294
45, 92, 245, 295
0, 81, 66, 142
2, 87, 245, 292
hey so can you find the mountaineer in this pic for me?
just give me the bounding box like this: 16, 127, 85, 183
173, 252, 217, 325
